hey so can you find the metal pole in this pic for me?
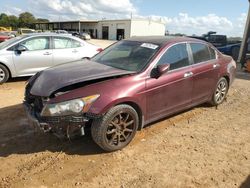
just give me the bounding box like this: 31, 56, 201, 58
79, 21, 81, 33
238, 0, 250, 66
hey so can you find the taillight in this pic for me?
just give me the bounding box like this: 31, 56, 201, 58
96, 48, 103, 53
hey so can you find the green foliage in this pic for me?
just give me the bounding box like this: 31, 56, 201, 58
0, 12, 49, 29
0, 13, 9, 27
18, 12, 36, 28
8, 15, 19, 28
36, 18, 49, 23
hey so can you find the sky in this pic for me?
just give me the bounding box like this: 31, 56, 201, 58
0, 0, 249, 37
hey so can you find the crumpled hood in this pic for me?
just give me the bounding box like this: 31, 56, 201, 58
29, 59, 134, 97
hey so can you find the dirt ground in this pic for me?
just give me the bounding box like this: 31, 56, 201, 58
0, 40, 250, 188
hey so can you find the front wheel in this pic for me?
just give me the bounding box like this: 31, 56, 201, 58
210, 77, 229, 106
0, 64, 10, 84
91, 105, 139, 152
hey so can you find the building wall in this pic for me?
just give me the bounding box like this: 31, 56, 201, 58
97, 20, 131, 40
35, 19, 166, 40
80, 23, 98, 31
130, 20, 165, 37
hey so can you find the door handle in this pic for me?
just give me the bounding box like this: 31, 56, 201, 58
72, 50, 78, 53
184, 72, 193, 78
43, 52, 52, 55
213, 64, 220, 69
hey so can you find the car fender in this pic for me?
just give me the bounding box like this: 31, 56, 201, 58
218, 55, 236, 86
0, 56, 16, 77
88, 95, 146, 130
226, 59, 236, 85
89, 95, 146, 117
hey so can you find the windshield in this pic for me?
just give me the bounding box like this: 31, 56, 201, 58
0, 35, 27, 50
92, 40, 160, 72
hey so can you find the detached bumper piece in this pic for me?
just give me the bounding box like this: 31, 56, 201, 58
23, 102, 89, 139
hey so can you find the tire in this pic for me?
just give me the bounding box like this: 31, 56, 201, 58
0, 64, 10, 84
210, 77, 229, 106
231, 47, 240, 61
91, 104, 139, 152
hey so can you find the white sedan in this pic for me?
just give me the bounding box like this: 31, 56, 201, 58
0, 33, 102, 83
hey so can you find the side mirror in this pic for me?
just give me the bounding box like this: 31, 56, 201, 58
16, 45, 27, 54
157, 64, 170, 76
151, 64, 170, 78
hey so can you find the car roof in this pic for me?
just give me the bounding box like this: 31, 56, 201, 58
22, 33, 84, 42
0, 33, 85, 50
126, 36, 207, 46
24, 33, 71, 37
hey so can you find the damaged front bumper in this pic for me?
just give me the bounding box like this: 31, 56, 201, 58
23, 102, 91, 139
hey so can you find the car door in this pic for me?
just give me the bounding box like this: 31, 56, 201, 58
189, 43, 220, 104
13, 36, 53, 76
52, 37, 82, 66
145, 43, 193, 122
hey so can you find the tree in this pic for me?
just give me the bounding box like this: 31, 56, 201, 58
36, 18, 49, 23
0, 13, 10, 27
0, 12, 50, 29
8, 15, 19, 29
18, 12, 36, 28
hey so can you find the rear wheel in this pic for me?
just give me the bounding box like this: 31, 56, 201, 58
91, 105, 139, 152
211, 77, 229, 106
0, 64, 9, 84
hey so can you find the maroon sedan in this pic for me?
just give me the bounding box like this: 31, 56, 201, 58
24, 36, 236, 151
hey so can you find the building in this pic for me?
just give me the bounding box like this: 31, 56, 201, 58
35, 18, 166, 40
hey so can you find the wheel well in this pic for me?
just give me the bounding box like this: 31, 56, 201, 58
117, 101, 144, 130
223, 75, 230, 85
0, 62, 12, 78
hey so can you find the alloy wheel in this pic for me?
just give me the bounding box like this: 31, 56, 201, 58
0, 68, 6, 82
215, 80, 227, 104
106, 112, 135, 147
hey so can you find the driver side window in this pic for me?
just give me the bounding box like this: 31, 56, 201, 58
19, 37, 50, 51
157, 43, 190, 70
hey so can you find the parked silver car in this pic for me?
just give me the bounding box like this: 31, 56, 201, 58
0, 33, 102, 83
72, 32, 91, 40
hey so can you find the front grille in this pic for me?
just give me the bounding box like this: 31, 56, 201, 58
85, 113, 102, 119
41, 116, 87, 124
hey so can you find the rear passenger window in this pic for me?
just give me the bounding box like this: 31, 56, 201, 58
54, 37, 72, 49
158, 43, 190, 70
190, 43, 211, 64
54, 37, 82, 49
209, 47, 216, 59
71, 39, 82, 48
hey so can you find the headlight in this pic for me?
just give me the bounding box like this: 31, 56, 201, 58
41, 95, 100, 116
